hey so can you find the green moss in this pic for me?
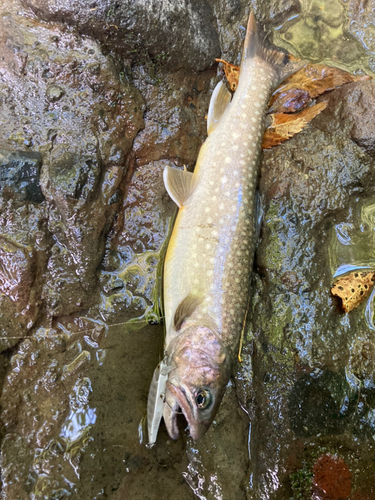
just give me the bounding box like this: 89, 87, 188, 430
289, 466, 313, 499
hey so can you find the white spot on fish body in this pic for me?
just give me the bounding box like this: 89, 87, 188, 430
205, 207, 210, 213
232, 132, 239, 139
251, 117, 257, 123
222, 176, 228, 183
205, 243, 211, 250
225, 157, 231, 164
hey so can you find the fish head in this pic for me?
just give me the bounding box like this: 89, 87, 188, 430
163, 324, 231, 440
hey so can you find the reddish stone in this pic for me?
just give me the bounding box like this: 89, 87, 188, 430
313, 454, 352, 500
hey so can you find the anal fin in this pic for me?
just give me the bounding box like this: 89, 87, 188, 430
163, 166, 196, 208
207, 81, 231, 135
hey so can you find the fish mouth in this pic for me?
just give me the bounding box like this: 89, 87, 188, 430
163, 381, 206, 441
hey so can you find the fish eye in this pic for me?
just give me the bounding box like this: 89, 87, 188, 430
195, 389, 211, 410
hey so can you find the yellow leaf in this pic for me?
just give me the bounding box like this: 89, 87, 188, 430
331, 271, 375, 313
215, 59, 239, 92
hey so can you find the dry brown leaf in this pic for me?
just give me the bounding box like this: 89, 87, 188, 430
331, 271, 375, 313
269, 64, 370, 113
262, 101, 327, 149
215, 59, 239, 92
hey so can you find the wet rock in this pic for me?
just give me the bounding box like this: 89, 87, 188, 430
288, 370, 352, 438
20, 0, 220, 72
0, 199, 49, 352
100, 161, 174, 323
0, 150, 44, 203
346, 0, 375, 71
240, 79, 375, 498
348, 337, 375, 383
312, 454, 352, 500
338, 81, 375, 156
132, 68, 214, 167
45, 84, 65, 103
183, 381, 249, 499
0, 239, 35, 305
0, 2, 145, 318
1, 433, 34, 499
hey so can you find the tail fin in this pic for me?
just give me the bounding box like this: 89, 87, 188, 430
242, 12, 304, 83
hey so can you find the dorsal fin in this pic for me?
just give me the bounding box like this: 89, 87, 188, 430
174, 294, 202, 330
207, 81, 231, 135
163, 166, 196, 208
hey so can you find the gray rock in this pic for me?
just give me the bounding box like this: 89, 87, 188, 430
20, 0, 221, 72
0, 150, 44, 203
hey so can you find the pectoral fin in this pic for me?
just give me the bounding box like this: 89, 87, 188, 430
174, 294, 202, 330
163, 166, 196, 208
207, 81, 231, 135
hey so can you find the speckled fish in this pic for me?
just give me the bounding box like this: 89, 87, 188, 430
147, 12, 300, 444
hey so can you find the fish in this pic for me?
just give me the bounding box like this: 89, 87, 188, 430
147, 11, 301, 444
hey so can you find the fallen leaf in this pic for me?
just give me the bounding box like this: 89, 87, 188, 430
215, 58, 371, 148
215, 59, 239, 92
262, 101, 327, 149
269, 64, 370, 113
331, 271, 375, 313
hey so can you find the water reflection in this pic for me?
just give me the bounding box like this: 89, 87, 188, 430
330, 202, 375, 276
272, 0, 372, 74
60, 378, 97, 447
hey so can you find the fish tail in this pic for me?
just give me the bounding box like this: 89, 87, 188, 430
243, 12, 303, 83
